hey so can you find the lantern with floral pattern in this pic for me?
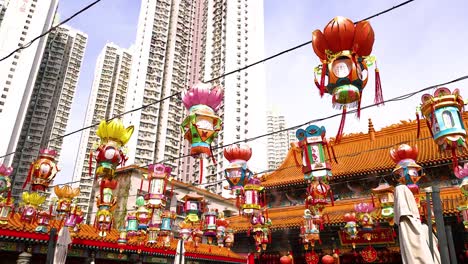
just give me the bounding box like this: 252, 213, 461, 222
241, 176, 266, 216
182, 192, 205, 224
144, 164, 172, 209
23, 148, 59, 192
312, 17, 383, 142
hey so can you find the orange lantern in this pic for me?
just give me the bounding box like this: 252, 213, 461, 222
312, 17, 382, 142
23, 148, 59, 192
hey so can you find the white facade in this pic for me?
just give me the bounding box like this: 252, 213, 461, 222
266, 108, 292, 171
0, 0, 58, 165
72, 43, 132, 220
124, 0, 194, 174
179, 0, 267, 195
9, 25, 87, 200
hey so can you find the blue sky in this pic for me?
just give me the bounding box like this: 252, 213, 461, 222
56, 0, 468, 184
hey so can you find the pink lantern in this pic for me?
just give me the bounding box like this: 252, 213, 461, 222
144, 164, 172, 209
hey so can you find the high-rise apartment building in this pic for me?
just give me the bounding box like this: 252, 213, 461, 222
9, 25, 87, 199
266, 108, 293, 171
123, 0, 194, 173
0, 0, 59, 166
72, 43, 132, 219
179, 0, 267, 195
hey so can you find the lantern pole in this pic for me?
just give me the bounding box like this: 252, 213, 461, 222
431, 186, 450, 264
425, 190, 434, 260
45, 227, 57, 264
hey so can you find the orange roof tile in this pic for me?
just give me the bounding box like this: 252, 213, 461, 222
228, 187, 464, 232
0, 213, 245, 262
263, 113, 468, 187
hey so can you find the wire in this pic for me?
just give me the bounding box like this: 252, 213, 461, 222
0, 0, 104, 62
0, 0, 416, 160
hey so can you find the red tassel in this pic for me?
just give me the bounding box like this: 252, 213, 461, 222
335, 107, 347, 143
357, 95, 362, 119
199, 159, 203, 184
22, 163, 34, 189
319, 63, 327, 97
426, 120, 434, 138
416, 112, 421, 138
374, 64, 384, 105
331, 145, 338, 163
392, 228, 397, 238
371, 194, 375, 208
6, 190, 11, 204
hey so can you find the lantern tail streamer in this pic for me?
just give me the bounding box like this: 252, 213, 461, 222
22, 163, 34, 189
335, 107, 347, 144
357, 95, 362, 119
319, 63, 327, 97
374, 64, 383, 105
6, 190, 11, 203
416, 112, 421, 138
199, 159, 203, 184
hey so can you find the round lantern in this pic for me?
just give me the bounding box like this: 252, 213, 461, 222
181, 83, 223, 183
223, 144, 253, 195
420, 87, 466, 169
24, 148, 59, 192
344, 212, 358, 239
322, 255, 335, 264
294, 125, 333, 181
280, 255, 293, 264
305, 180, 332, 214
145, 164, 171, 209
390, 144, 423, 194
312, 17, 383, 142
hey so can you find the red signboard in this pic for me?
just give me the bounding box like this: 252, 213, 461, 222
339, 228, 395, 246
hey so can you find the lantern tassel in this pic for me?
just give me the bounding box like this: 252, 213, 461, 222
374, 63, 384, 105
416, 112, 421, 138
319, 63, 327, 97
22, 163, 34, 189
335, 107, 347, 144
357, 95, 362, 119
6, 190, 11, 204
426, 120, 434, 138
209, 144, 217, 165
371, 194, 375, 208
199, 158, 203, 184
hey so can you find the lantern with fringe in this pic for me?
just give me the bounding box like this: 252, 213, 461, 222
20, 192, 46, 224
312, 17, 383, 142
54, 185, 80, 215
181, 83, 223, 183
344, 212, 359, 240
305, 180, 332, 215
371, 183, 395, 225
223, 144, 253, 199
241, 176, 266, 216
390, 144, 423, 206
144, 164, 171, 209
23, 148, 59, 192
93, 119, 134, 180
64, 203, 84, 234
94, 179, 117, 237
181, 192, 205, 224
250, 213, 271, 252
301, 209, 322, 250
203, 209, 217, 244
293, 125, 333, 181
355, 202, 375, 241
160, 210, 176, 248
261, 218, 272, 251
216, 212, 229, 247
419, 87, 466, 170
126, 212, 138, 237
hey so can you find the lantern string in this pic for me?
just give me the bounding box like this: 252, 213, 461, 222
0, 0, 419, 161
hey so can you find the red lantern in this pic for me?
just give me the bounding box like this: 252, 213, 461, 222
311, 17, 382, 143
321, 255, 335, 264
24, 148, 59, 192
223, 144, 253, 197
280, 255, 293, 264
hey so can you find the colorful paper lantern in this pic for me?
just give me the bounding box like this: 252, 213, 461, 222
458, 202, 468, 230
371, 183, 395, 226
223, 144, 253, 197
117, 228, 128, 245
159, 210, 176, 247
321, 255, 335, 264
343, 212, 358, 240
0, 165, 13, 195
355, 202, 375, 241
64, 203, 84, 234
181, 83, 223, 183
419, 87, 466, 169
24, 148, 59, 192
241, 177, 265, 216
93, 119, 134, 180
390, 144, 423, 194
135, 196, 150, 233
20, 192, 46, 224
224, 228, 235, 248
301, 209, 322, 250
312, 17, 383, 142
178, 221, 193, 241
54, 185, 80, 215
0, 197, 14, 225
144, 164, 171, 209
305, 180, 332, 214
181, 192, 205, 224
455, 163, 468, 196
126, 212, 138, 237
216, 212, 229, 247
203, 209, 217, 244
35, 209, 52, 233
0, 165, 13, 225
293, 125, 333, 181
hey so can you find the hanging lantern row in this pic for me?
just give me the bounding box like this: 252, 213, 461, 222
311, 16, 383, 143
181, 83, 223, 184
91, 119, 134, 237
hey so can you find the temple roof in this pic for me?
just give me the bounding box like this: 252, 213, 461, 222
228, 187, 463, 232
0, 213, 245, 263
262, 113, 468, 187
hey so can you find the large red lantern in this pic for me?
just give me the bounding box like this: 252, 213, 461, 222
223, 144, 253, 195
312, 17, 383, 142
23, 148, 59, 192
